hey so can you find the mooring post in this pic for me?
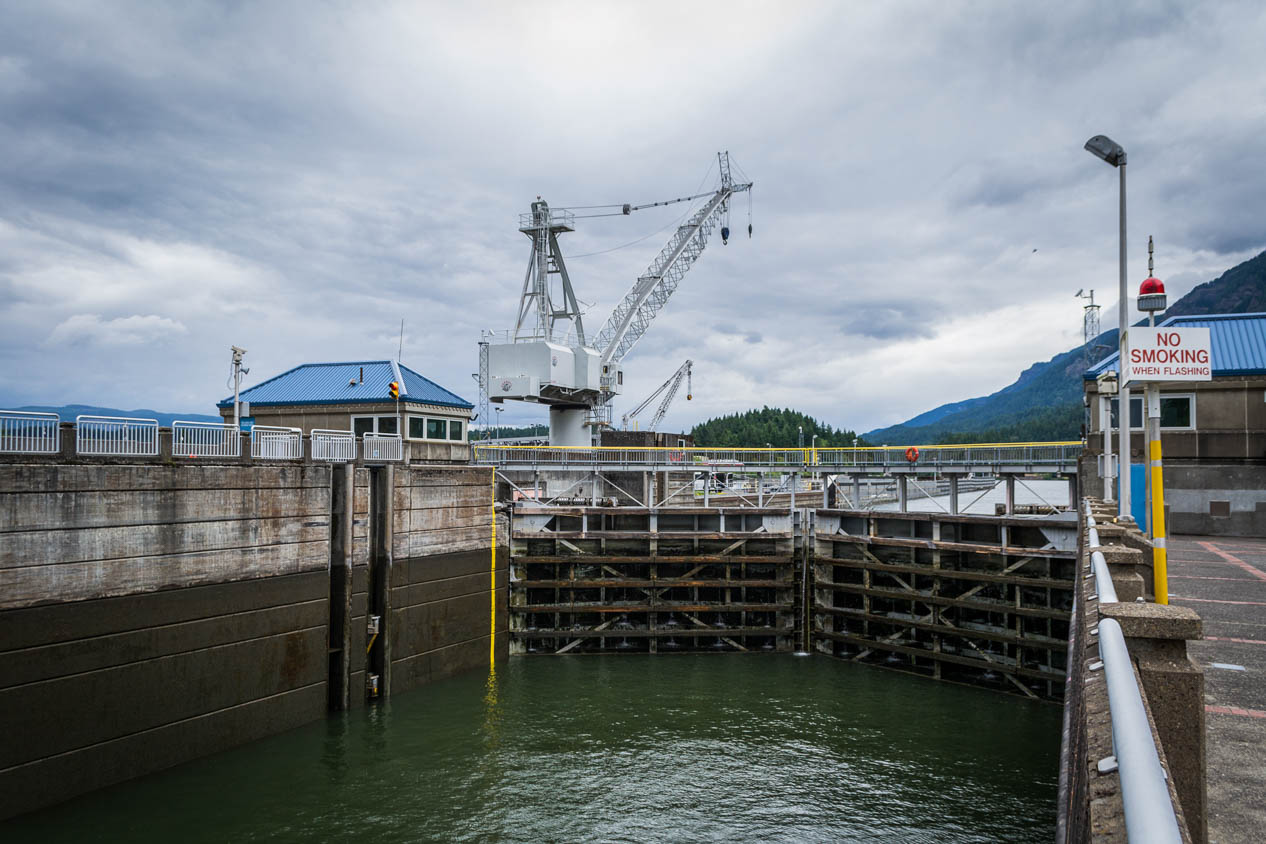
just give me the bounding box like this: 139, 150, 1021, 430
373, 464, 394, 696
852, 474, 861, 508
1005, 474, 1016, 515
948, 474, 959, 514
898, 475, 908, 511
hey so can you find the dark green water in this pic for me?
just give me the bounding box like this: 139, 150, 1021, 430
7, 655, 1060, 842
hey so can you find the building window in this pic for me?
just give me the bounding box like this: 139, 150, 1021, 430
406, 415, 468, 442
1109, 394, 1195, 431
353, 416, 400, 437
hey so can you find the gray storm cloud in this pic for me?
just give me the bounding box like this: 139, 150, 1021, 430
1, 0, 1264, 433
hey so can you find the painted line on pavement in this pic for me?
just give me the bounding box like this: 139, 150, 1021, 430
1171, 574, 1262, 582
1197, 541, 1266, 582
1210, 662, 1247, 671
1172, 595, 1266, 607
1206, 636, 1266, 646
1205, 704, 1266, 719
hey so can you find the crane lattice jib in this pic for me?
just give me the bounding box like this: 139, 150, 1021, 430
624, 359, 692, 430
646, 360, 691, 431
596, 183, 749, 366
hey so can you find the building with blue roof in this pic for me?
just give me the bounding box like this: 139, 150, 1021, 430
217, 360, 474, 458
1082, 312, 1266, 536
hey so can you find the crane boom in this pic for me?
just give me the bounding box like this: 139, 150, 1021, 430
623, 360, 692, 431
596, 152, 751, 366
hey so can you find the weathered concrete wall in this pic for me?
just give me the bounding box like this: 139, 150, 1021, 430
0, 456, 500, 820
389, 465, 507, 693
0, 461, 359, 820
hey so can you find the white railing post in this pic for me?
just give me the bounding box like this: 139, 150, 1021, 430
75, 415, 160, 456
311, 429, 356, 462
251, 426, 303, 460
362, 433, 403, 462
172, 421, 241, 458
0, 410, 61, 454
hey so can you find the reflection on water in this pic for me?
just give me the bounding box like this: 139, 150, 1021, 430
4, 655, 1060, 842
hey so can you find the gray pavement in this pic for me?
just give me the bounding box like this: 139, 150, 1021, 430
1169, 534, 1266, 844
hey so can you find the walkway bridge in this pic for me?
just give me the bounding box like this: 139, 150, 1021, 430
476, 441, 1083, 511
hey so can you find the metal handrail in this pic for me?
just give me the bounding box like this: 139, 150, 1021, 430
311, 429, 355, 462
1083, 502, 1183, 843
250, 426, 303, 460
75, 415, 159, 456
172, 420, 241, 458
473, 441, 1083, 469
362, 433, 403, 462
0, 410, 60, 454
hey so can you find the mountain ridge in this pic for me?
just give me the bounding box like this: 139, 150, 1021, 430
862, 248, 1266, 444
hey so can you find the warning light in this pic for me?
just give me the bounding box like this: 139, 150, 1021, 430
388, 381, 400, 400
1138, 277, 1166, 313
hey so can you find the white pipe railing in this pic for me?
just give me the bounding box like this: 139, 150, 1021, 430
0, 410, 60, 454
311, 429, 355, 462
172, 421, 241, 458
75, 415, 159, 456
361, 433, 402, 462
250, 426, 303, 460
1083, 503, 1183, 843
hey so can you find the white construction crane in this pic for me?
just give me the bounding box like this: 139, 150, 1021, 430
481, 152, 752, 446
622, 360, 692, 431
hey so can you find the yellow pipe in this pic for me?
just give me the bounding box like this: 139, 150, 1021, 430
365, 631, 378, 655
490, 466, 497, 669
1150, 438, 1168, 605
472, 440, 1082, 453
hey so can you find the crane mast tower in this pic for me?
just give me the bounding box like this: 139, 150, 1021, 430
482, 152, 751, 446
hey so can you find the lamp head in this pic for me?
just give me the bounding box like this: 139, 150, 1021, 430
1084, 135, 1126, 167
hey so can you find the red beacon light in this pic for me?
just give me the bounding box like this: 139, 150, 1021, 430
1138, 276, 1166, 313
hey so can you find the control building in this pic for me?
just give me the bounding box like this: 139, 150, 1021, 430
1083, 312, 1266, 536
217, 360, 474, 462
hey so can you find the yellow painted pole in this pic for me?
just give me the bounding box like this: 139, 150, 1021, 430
490, 467, 497, 668
1150, 436, 1168, 604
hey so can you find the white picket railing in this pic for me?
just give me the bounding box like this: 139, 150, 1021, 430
172, 421, 241, 458
251, 426, 303, 460
361, 433, 403, 462
75, 415, 160, 456
0, 410, 61, 454
311, 429, 356, 462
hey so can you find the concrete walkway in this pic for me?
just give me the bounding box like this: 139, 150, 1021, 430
1169, 534, 1266, 844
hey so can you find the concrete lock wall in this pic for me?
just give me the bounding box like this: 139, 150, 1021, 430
0, 457, 500, 821
387, 465, 508, 694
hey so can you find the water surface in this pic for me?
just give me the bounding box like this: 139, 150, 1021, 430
7, 655, 1060, 842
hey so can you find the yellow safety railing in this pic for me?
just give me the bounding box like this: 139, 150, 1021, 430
472, 441, 1083, 468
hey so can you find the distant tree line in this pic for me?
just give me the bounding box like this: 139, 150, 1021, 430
690, 407, 866, 448
932, 401, 1083, 444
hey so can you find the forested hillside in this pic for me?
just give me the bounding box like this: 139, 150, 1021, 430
691, 407, 864, 448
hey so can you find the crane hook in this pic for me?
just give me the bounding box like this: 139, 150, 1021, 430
721, 225, 730, 245
748, 223, 753, 238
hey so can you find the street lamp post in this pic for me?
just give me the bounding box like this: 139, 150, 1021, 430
1084, 134, 1132, 523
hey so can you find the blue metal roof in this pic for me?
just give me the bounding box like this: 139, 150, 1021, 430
1085, 312, 1266, 379
218, 360, 473, 409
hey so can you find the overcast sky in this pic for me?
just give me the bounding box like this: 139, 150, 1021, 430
2, 1, 1264, 433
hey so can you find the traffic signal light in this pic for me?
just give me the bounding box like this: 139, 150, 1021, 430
388, 381, 400, 400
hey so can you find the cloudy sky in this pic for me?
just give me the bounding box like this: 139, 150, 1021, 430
2, 1, 1264, 434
